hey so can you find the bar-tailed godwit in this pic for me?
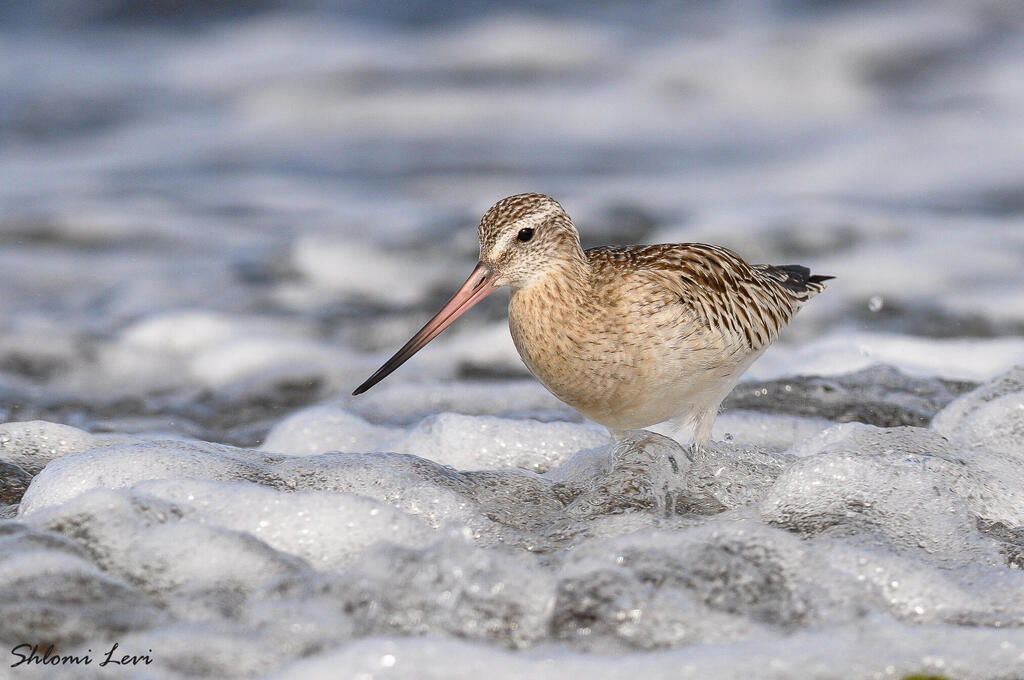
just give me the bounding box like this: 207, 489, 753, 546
353, 193, 831, 447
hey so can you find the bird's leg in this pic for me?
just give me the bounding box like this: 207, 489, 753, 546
689, 408, 718, 457
664, 414, 702, 459
660, 418, 687, 446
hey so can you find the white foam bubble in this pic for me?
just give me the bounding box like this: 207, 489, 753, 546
0, 420, 127, 473
761, 450, 998, 566
269, 620, 1024, 680
342, 379, 572, 425
18, 440, 270, 514
260, 405, 401, 456
751, 331, 1024, 382
140, 479, 433, 569
392, 412, 606, 472
950, 391, 1024, 456
933, 365, 1024, 456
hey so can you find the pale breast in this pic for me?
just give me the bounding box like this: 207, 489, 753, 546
507, 264, 750, 430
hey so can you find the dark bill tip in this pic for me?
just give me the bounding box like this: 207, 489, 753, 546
351, 262, 498, 396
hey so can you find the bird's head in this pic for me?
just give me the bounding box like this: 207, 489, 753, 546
351, 192, 584, 396
477, 193, 584, 289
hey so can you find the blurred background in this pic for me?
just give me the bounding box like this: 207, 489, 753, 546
1, 0, 1023, 443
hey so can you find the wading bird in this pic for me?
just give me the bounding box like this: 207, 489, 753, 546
354, 193, 831, 447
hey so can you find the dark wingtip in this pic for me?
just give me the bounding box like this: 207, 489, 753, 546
809, 274, 835, 283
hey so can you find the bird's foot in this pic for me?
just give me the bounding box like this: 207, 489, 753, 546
685, 441, 707, 461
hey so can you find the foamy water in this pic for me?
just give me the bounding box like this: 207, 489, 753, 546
2, 1, 1024, 678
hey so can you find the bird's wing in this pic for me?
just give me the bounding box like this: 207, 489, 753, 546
586, 243, 830, 351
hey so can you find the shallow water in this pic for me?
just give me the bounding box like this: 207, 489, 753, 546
2, 1, 1024, 678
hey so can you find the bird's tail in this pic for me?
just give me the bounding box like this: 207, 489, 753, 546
763, 264, 834, 300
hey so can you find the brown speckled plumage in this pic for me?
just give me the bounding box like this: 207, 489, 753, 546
587, 244, 828, 352
355, 192, 832, 446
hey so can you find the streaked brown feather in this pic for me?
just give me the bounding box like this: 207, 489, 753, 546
586, 243, 828, 351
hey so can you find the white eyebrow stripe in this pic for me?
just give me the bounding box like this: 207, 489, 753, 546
484, 206, 560, 261
515, 206, 560, 231
486, 231, 518, 261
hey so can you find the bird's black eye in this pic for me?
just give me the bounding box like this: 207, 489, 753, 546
517, 227, 534, 242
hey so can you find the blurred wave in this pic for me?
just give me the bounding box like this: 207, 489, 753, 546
0, 0, 1022, 426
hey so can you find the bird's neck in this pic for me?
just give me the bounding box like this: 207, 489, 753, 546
506, 251, 597, 405
519, 245, 591, 296
509, 251, 594, 322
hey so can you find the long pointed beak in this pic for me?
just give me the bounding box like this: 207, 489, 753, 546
352, 262, 499, 395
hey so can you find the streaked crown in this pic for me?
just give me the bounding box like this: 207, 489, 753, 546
477, 193, 585, 288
